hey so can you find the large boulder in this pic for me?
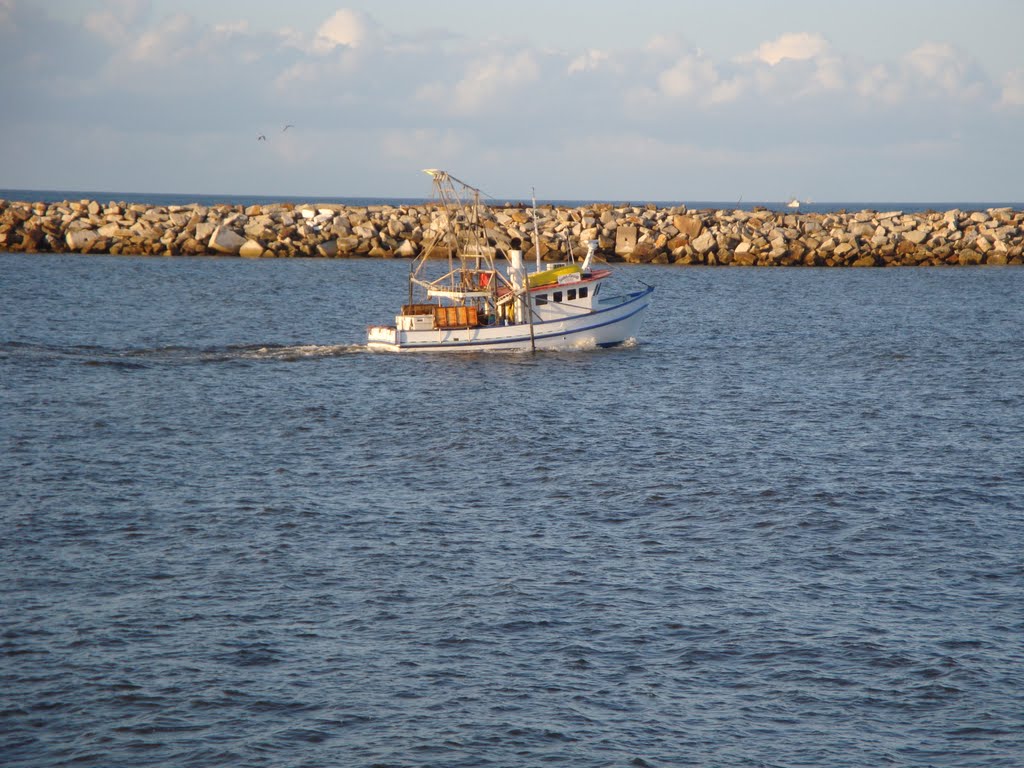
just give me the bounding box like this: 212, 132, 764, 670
626, 242, 658, 263
96, 223, 124, 238
691, 230, 717, 254
317, 239, 339, 258
239, 239, 265, 258
336, 235, 361, 254
66, 228, 98, 251
244, 215, 276, 240
129, 220, 157, 237
168, 211, 191, 228
195, 222, 216, 242
209, 225, 246, 254
673, 214, 703, 238
614, 225, 637, 256
179, 237, 205, 255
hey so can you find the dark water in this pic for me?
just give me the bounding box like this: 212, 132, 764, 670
2, 187, 1021, 215
2, 253, 1022, 768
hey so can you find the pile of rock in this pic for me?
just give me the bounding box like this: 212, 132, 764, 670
616, 206, 1024, 267
1, 198, 1021, 266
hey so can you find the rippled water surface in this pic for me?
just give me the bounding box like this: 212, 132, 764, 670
2, 254, 1022, 767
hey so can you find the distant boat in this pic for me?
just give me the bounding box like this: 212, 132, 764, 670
787, 198, 801, 209
366, 170, 654, 353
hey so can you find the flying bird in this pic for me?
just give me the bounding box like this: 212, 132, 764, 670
282, 124, 294, 132
257, 134, 266, 141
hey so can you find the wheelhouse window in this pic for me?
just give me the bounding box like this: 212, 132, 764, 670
579, 286, 588, 298
553, 291, 563, 302
567, 288, 577, 300
535, 294, 547, 305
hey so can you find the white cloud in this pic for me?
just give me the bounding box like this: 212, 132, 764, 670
452, 51, 540, 114
124, 12, 194, 63
855, 63, 905, 105
273, 60, 323, 90
905, 42, 962, 88
753, 32, 829, 66
213, 20, 249, 37
1000, 68, 1024, 108
655, 53, 745, 106
709, 76, 745, 105
658, 54, 716, 99
277, 25, 306, 50
644, 34, 684, 57
661, 33, 839, 105
813, 56, 846, 91
568, 49, 608, 75
1, 5, 1021, 200
314, 9, 375, 52
84, 0, 150, 44
902, 42, 988, 101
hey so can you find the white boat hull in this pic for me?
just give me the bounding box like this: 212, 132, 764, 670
368, 286, 653, 353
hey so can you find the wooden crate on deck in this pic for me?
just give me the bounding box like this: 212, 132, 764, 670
434, 305, 478, 328
401, 304, 436, 316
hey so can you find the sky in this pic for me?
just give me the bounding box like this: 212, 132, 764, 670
1, 0, 1023, 202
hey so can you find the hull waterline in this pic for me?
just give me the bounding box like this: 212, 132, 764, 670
368, 286, 653, 353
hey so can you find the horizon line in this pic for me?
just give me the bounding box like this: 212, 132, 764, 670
2, 187, 1022, 209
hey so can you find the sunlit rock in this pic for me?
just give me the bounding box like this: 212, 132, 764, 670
209, 225, 246, 254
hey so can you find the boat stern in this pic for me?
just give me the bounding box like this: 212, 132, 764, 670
367, 325, 399, 351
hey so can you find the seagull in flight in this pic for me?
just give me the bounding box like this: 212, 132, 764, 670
257, 134, 266, 141
282, 124, 294, 133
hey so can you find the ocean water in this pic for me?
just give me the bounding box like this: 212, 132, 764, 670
2, 187, 1021, 214
2, 252, 1022, 768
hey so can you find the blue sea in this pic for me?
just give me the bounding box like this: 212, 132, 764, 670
2, 187, 1021, 214
2, 249, 1022, 767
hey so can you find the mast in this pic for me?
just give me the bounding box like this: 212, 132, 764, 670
531, 186, 542, 272
415, 169, 497, 303
523, 283, 536, 353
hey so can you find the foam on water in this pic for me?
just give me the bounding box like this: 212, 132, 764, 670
0, 341, 365, 365
227, 343, 364, 361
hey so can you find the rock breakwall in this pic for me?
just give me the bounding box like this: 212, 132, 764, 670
2, 198, 1021, 266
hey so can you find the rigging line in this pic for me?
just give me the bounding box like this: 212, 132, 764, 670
425, 168, 498, 203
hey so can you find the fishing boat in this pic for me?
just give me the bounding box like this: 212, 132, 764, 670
366, 170, 654, 353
